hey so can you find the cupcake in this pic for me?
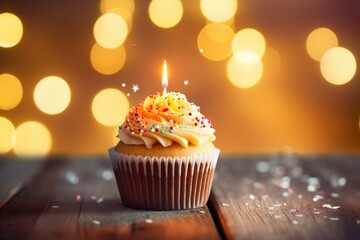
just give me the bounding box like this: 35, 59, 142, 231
109, 92, 219, 210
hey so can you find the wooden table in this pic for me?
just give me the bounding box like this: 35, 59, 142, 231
1, 153, 360, 239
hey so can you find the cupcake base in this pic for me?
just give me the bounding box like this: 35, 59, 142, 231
109, 148, 219, 210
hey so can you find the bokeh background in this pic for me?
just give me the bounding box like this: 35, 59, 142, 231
1, 0, 360, 157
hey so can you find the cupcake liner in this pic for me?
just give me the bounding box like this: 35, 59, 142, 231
108, 147, 220, 210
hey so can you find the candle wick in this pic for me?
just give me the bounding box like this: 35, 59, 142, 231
163, 87, 167, 95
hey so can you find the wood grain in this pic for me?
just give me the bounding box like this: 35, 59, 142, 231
0, 158, 42, 209
0, 157, 220, 240
209, 154, 360, 240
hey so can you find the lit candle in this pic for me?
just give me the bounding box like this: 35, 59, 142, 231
162, 59, 168, 95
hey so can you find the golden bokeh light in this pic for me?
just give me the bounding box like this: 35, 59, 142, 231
90, 43, 126, 75
148, 0, 183, 29
320, 47, 357, 85
232, 28, 266, 63
113, 127, 119, 145
0, 73, 23, 110
106, 8, 133, 32
100, 0, 135, 16
200, 0, 237, 23
227, 56, 263, 88
14, 121, 52, 157
197, 23, 235, 61
34, 76, 71, 115
306, 27, 338, 61
93, 13, 128, 49
0, 117, 16, 154
0, 12, 23, 48
92, 88, 130, 127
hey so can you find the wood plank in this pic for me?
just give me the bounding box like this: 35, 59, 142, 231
0, 158, 43, 209
0, 157, 220, 240
209, 154, 360, 240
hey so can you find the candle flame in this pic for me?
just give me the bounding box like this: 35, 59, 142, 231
162, 59, 168, 94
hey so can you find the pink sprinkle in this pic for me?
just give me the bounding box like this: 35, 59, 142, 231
76, 194, 81, 201
298, 194, 303, 199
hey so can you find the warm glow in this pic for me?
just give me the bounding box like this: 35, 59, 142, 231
0, 117, 16, 154
0, 73, 23, 110
149, 0, 183, 29
162, 59, 168, 92
232, 28, 266, 63
200, 0, 237, 23
106, 8, 133, 32
262, 47, 282, 78
100, 0, 135, 16
320, 47, 357, 85
90, 43, 126, 75
306, 27, 338, 61
34, 76, 71, 115
227, 56, 263, 88
197, 23, 234, 61
92, 88, 130, 126
0, 12, 23, 48
14, 121, 52, 157
113, 127, 119, 145
93, 13, 128, 49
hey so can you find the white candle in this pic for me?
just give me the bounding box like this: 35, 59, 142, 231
162, 59, 168, 95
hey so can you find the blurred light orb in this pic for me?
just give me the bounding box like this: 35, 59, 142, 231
197, 23, 234, 61
234, 51, 260, 64
100, 0, 135, 16
200, 0, 237, 23
0, 73, 23, 110
227, 56, 263, 88
107, 8, 133, 32
0, 12, 23, 48
90, 43, 126, 75
113, 127, 120, 145
232, 28, 266, 63
92, 88, 129, 126
320, 47, 357, 85
14, 121, 52, 157
34, 76, 71, 115
306, 27, 338, 61
94, 13, 128, 49
149, 0, 183, 29
0, 117, 16, 154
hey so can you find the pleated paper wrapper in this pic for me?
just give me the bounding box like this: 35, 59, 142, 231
109, 147, 220, 210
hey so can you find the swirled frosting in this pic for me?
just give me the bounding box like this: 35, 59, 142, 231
118, 92, 216, 149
